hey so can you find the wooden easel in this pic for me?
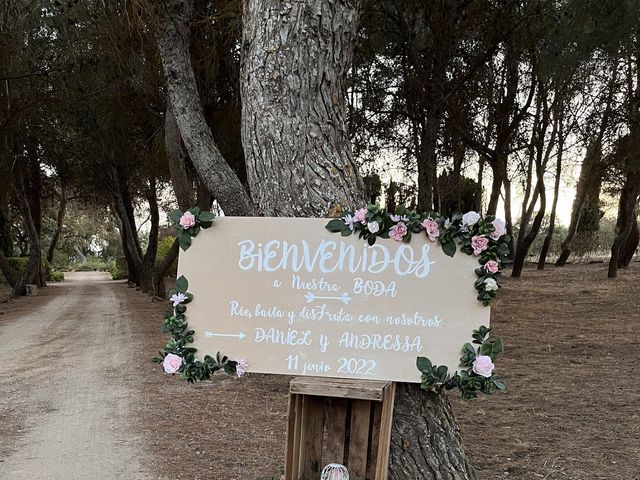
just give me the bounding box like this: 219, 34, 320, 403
284, 377, 396, 480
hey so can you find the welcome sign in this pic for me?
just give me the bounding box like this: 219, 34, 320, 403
177, 217, 490, 383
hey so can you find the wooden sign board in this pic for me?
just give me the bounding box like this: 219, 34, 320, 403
178, 217, 490, 383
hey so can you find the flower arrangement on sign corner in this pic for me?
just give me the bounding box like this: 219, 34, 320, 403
152, 209, 249, 383
325, 204, 508, 399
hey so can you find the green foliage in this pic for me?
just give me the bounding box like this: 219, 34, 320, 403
326, 205, 511, 306
416, 326, 506, 400
49, 271, 65, 282
6, 257, 28, 273
153, 274, 237, 383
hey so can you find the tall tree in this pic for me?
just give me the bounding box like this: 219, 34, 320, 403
155, 0, 255, 216
241, 0, 476, 477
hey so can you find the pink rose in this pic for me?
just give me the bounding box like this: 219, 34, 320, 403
472, 355, 495, 378
389, 221, 408, 241
234, 357, 249, 378
163, 353, 183, 374
491, 218, 506, 240
471, 235, 489, 255
421, 218, 440, 241
353, 208, 367, 224
484, 260, 500, 274
179, 211, 196, 229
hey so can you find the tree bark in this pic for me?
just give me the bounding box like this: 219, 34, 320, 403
46, 187, 67, 264
241, 1, 476, 477
165, 104, 194, 209
240, 0, 365, 216
618, 214, 639, 267
538, 117, 565, 269
156, 0, 255, 216
389, 384, 477, 479
555, 140, 602, 266
608, 179, 640, 278
11, 173, 42, 297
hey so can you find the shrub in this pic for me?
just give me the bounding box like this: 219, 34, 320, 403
109, 256, 128, 280
50, 271, 65, 282
110, 267, 127, 280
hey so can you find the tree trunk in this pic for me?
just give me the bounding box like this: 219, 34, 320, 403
486, 159, 503, 217
417, 122, 437, 212
11, 174, 42, 297
165, 104, 194, 209
538, 115, 565, 269
156, 0, 255, 216
47, 187, 67, 264
240, 0, 364, 216
608, 179, 640, 278
512, 182, 545, 277
389, 384, 477, 479
618, 214, 639, 267
241, 1, 476, 477
556, 140, 602, 266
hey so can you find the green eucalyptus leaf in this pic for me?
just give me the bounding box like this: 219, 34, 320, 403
416, 357, 432, 373
198, 211, 215, 223
442, 240, 456, 257
179, 233, 192, 251
326, 218, 346, 233
175, 275, 189, 293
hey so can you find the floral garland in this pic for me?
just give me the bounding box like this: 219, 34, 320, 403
153, 209, 247, 382
169, 207, 215, 251
326, 204, 511, 306
417, 326, 505, 399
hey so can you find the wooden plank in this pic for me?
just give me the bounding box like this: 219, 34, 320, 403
324, 398, 348, 464
374, 383, 396, 480
300, 395, 325, 479
348, 400, 371, 480
290, 377, 389, 401
366, 401, 383, 479
284, 393, 300, 480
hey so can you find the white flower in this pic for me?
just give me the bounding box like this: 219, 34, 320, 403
390, 214, 409, 222
461, 211, 481, 229
342, 214, 355, 231
444, 218, 452, 229
472, 355, 495, 378
490, 218, 506, 240
367, 221, 380, 233
234, 357, 249, 378
483, 278, 499, 291
170, 292, 188, 307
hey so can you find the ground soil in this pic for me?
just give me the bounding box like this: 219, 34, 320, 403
0, 264, 638, 479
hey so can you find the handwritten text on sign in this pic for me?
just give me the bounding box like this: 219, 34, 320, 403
178, 217, 490, 383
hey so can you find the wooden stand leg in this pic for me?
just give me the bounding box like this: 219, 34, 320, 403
285, 378, 396, 480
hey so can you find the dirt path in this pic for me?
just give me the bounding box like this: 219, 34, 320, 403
0, 272, 152, 480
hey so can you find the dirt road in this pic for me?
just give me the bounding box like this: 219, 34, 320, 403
0, 272, 152, 480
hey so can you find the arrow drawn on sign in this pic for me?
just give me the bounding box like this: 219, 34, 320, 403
204, 331, 246, 340
304, 291, 352, 305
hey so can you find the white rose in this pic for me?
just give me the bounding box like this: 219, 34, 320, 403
462, 211, 481, 228
472, 355, 495, 378
484, 278, 499, 291
367, 221, 380, 233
